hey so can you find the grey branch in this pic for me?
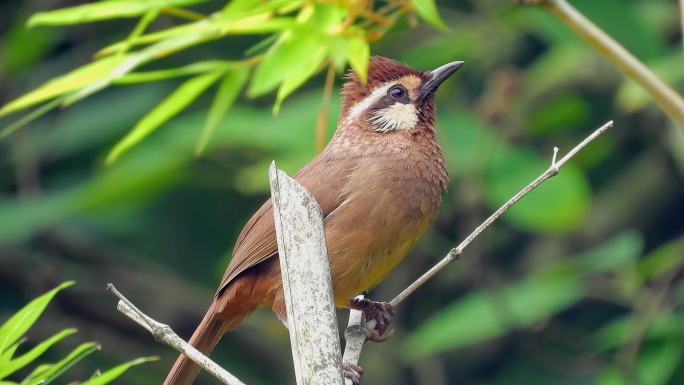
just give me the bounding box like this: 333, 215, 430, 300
269, 163, 345, 385
342, 120, 613, 376
342, 297, 370, 385
106, 284, 246, 385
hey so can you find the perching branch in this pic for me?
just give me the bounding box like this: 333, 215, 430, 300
341, 296, 369, 385
515, 0, 684, 129
342, 120, 614, 378
269, 163, 345, 385
106, 284, 246, 385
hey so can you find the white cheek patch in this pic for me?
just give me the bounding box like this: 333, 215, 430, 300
370, 102, 419, 132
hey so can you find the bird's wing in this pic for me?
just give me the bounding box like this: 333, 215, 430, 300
216, 150, 355, 297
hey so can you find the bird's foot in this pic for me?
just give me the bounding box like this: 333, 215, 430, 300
343, 363, 363, 385
349, 297, 396, 342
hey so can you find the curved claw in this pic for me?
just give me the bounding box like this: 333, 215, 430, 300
349, 298, 396, 341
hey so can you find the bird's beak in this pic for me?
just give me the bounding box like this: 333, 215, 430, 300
418, 61, 464, 101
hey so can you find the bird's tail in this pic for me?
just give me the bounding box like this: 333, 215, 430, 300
162, 308, 225, 385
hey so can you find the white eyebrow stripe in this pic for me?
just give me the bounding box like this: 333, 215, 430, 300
346, 82, 394, 121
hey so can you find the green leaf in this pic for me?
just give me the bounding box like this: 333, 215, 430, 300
0, 329, 76, 380
274, 47, 326, 113
0, 282, 74, 354
21, 342, 100, 385
595, 313, 684, 352
106, 70, 223, 163
113, 61, 232, 85
27, 0, 208, 27
249, 30, 320, 97
0, 58, 118, 116
249, 3, 345, 97
485, 148, 590, 234
195, 66, 250, 155
345, 31, 369, 83
404, 233, 641, 359
80, 357, 157, 385
96, 13, 292, 57
404, 275, 582, 360
636, 341, 683, 385
410, 0, 447, 30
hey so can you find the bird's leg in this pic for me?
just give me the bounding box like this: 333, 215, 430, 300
349, 297, 396, 342
343, 363, 363, 385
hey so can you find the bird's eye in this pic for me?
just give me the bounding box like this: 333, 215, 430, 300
388, 85, 406, 99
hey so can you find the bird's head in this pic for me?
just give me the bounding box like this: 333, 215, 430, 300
340, 56, 463, 134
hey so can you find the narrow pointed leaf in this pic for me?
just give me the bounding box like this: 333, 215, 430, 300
346, 32, 369, 83
0, 58, 117, 116
0, 329, 77, 380
80, 357, 157, 385
0, 281, 74, 354
274, 47, 326, 113
22, 342, 100, 385
410, 0, 447, 30
195, 67, 249, 155
113, 61, 232, 84
27, 0, 208, 27
106, 71, 222, 163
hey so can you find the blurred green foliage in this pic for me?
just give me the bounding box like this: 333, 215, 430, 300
0, 1, 683, 385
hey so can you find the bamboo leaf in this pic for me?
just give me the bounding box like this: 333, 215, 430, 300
249, 4, 344, 97
0, 329, 76, 380
195, 66, 250, 155
27, 0, 208, 27
345, 31, 369, 83
410, 0, 447, 30
249, 30, 319, 97
0, 282, 74, 354
404, 233, 641, 359
106, 71, 223, 163
113, 61, 232, 84
274, 47, 326, 114
80, 357, 157, 385
0, 58, 117, 116
21, 342, 100, 385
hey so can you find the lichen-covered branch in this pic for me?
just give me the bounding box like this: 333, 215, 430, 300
106, 284, 246, 385
269, 163, 345, 385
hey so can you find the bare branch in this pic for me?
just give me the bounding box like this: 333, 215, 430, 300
106, 284, 246, 385
342, 120, 613, 374
342, 296, 371, 385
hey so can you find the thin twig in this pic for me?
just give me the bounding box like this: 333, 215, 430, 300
391, 120, 612, 306
516, 0, 684, 129
316, 62, 336, 152
680, 0, 684, 51
106, 284, 246, 385
342, 120, 613, 375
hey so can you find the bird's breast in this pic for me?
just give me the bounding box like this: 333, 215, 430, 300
325, 140, 448, 305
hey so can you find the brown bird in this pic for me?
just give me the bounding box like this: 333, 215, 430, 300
163, 56, 463, 385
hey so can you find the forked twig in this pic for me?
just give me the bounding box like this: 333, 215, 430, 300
342, 120, 614, 383
106, 284, 246, 385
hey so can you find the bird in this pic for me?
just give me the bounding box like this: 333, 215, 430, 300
163, 56, 463, 385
